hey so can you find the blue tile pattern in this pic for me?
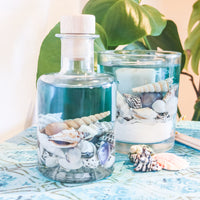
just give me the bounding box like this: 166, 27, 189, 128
0, 121, 200, 199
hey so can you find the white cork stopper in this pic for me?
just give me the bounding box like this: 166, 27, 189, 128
60, 14, 95, 34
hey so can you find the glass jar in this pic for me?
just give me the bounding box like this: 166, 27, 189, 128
98, 50, 181, 153
37, 15, 116, 183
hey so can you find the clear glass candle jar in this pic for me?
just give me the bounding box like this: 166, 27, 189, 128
37, 15, 116, 183
98, 50, 181, 153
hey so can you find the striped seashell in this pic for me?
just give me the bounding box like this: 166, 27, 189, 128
64, 111, 110, 129
132, 78, 173, 93
123, 93, 142, 109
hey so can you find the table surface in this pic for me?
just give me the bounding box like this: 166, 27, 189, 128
0, 121, 200, 200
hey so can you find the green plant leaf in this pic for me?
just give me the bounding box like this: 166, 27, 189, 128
192, 98, 200, 121
184, 0, 200, 75
188, 0, 200, 33
123, 41, 147, 50
37, 23, 61, 81
83, 0, 167, 47
146, 20, 185, 70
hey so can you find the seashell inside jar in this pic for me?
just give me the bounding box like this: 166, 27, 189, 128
37, 111, 115, 183
115, 75, 180, 154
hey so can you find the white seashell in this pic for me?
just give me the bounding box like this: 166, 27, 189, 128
132, 78, 173, 93
59, 148, 82, 170
117, 92, 132, 119
163, 84, 178, 103
132, 107, 158, 119
45, 157, 58, 168
104, 155, 115, 169
165, 96, 178, 115
152, 100, 166, 113
38, 113, 63, 131
78, 124, 98, 140
78, 140, 96, 158
49, 128, 82, 148
37, 132, 65, 158
64, 111, 110, 129
82, 155, 99, 169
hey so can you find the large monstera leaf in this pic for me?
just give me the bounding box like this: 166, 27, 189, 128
184, 0, 200, 75
37, 23, 107, 80
83, 0, 167, 47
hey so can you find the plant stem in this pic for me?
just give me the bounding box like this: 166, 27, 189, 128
143, 37, 152, 50
177, 107, 181, 118
181, 71, 199, 98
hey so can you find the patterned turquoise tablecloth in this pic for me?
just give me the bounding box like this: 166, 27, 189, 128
0, 121, 200, 200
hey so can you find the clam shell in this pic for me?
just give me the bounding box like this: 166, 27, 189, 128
132, 78, 173, 93
45, 122, 69, 136
152, 153, 189, 171
48, 128, 82, 148
132, 107, 158, 119
98, 142, 110, 166
152, 100, 166, 113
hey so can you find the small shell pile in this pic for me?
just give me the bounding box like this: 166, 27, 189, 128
116, 77, 179, 122
37, 111, 115, 181
128, 145, 189, 172
128, 145, 161, 172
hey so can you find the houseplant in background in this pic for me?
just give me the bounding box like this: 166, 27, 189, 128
37, 0, 200, 120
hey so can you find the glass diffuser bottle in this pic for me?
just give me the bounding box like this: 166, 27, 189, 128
37, 15, 116, 183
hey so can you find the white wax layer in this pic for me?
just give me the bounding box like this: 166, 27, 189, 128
116, 68, 155, 94
115, 120, 173, 144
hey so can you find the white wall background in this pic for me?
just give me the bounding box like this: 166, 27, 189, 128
0, 0, 198, 142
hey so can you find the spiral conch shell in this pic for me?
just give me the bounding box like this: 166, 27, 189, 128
132, 78, 173, 93
64, 111, 110, 129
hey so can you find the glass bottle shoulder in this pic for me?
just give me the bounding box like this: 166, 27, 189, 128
37, 72, 115, 88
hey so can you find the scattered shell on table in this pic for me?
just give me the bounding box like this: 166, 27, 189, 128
48, 128, 83, 148
152, 100, 166, 113
132, 78, 173, 93
78, 140, 96, 158
128, 145, 161, 172
64, 111, 110, 129
152, 153, 189, 171
45, 122, 69, 136
132, 107, 158, 119
123, 93, 142, 109
38, 113, 63, 131
141, 92, 162, 108
98, 141, 110, 166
